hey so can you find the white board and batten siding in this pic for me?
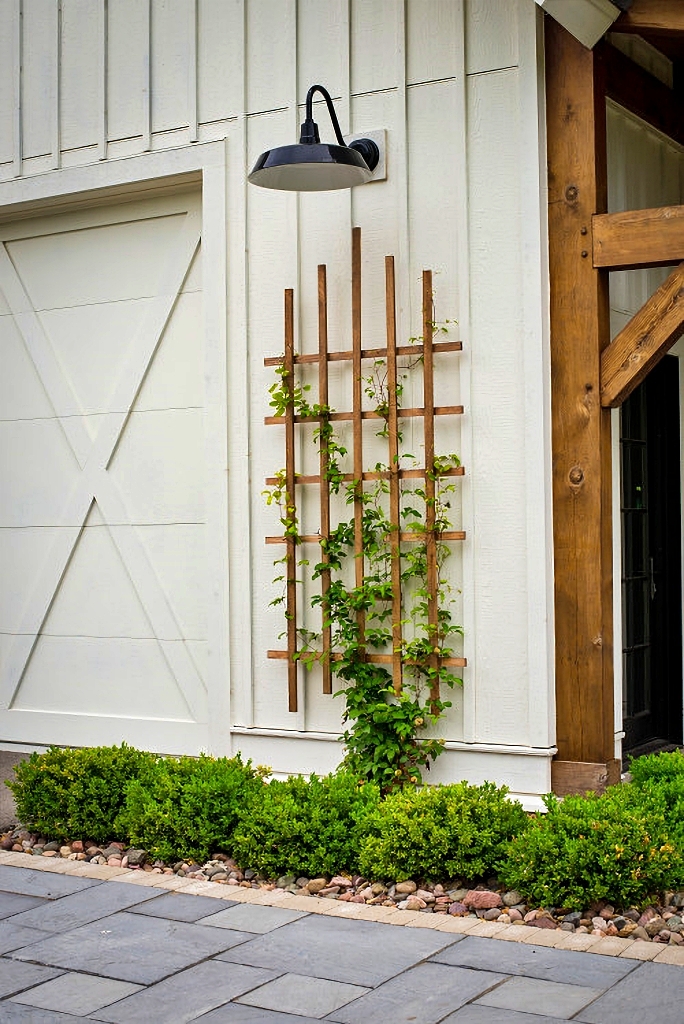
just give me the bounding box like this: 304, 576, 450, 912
0, 0, 554, 804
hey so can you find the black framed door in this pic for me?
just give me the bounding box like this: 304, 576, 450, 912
621, 354, 683, 752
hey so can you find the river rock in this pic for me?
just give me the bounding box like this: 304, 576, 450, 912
449, 902, 469, 916
415, 889, 435, 903
503, 891, 523, 908
532, 916, 558, 930
395, 881, 417, 895
464, 890, 501, 910
126, 848, 148, 867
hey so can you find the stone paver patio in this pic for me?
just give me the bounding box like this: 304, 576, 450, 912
0, 851, 681, 1021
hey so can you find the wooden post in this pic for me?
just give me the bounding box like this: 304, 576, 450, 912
385, 256, 403, 696
545, 19, 620, 794
284, 289, 298, 713
351, 227, 366, 648
317, 264, 333, 694
422, 271, 440, 707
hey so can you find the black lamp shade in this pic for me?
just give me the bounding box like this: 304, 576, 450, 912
248, 141, 374, 192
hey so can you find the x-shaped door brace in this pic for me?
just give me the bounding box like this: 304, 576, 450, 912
0, 206, 205, 719
593, 204, 684, 407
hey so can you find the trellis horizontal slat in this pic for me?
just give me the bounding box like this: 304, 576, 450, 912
265, 405, 463, 425
267, 650, 467, 667
266, 530, 466, 544
263, 340, 462, 366
264, 466, 464, 485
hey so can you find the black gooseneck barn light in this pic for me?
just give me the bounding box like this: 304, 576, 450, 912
248, 84, 380, 192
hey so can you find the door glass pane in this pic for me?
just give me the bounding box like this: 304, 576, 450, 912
622, 444, 647, 510
623, 577, 650, 647
621, 390, 646, 442
624, 646, 651, 717
623, 511, 647, 576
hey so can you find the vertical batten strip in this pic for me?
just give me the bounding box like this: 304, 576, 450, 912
12, 0, 22, 177
51, 0, 61, 168
291, 0, 305, 725
395, 0, 411, 341
385, 256, 403, 696
142, 0, 151, 150
318, 265, 333, 694
226, 0, 253, 734
422, 270, 440, 704
188, 0, 198, 142
351, 226, 366, 648
204, 156, 233, 755
343, 0, 353, 273
284, 289, 299, 713
97, 0, 107, 160
453, 0, 474, 744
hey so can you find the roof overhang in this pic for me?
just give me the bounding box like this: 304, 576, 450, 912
534, 0, 630, 49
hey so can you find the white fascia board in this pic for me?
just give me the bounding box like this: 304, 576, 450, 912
534, 0, 621, 49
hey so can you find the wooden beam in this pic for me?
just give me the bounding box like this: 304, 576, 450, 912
593, 205, 684, 270
601, 262, 684, 406
601, 41, 684, 147
546, 20, 615, 778
551, 759, 621, 797
614, 0, 684, 34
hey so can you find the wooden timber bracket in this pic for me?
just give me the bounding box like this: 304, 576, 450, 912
593, 205, 684, 407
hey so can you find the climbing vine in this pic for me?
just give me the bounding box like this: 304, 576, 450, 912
265, 323, 463, 794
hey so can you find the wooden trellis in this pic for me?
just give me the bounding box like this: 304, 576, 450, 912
265, 228, 466, 712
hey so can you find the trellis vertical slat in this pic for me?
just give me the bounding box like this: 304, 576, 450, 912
351, 227, 365, 647
318, 265, 333, 694
284, 288, 298, 712
422, 270, 440, 704
385, 256, 403, 696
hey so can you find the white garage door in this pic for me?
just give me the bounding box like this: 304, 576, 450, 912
0, 191, 210, 753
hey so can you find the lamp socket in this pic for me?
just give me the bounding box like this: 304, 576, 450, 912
345, 129, 387, 182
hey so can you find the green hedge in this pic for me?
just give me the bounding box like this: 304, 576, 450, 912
7, 745, 157, 843
231, 772, 380, 878
7, 745, 684, 909
115, 753, 266, 863
499, 783, 683, 910
359, 781, 529, 882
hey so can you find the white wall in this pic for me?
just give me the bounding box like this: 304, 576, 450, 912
0, 0, 555, 801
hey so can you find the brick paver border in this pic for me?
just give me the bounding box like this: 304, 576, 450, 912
0, 850, 680, 967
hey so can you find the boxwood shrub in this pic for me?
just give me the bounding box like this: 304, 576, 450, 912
499, 784, 684, 910
358, 780, 529, 882
116, 753, 266, 863
230, 772, 380, 878
8, 744, 157, 843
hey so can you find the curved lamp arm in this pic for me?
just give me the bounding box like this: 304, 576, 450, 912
300, 84, 346, 146
299, 84, 379, 172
